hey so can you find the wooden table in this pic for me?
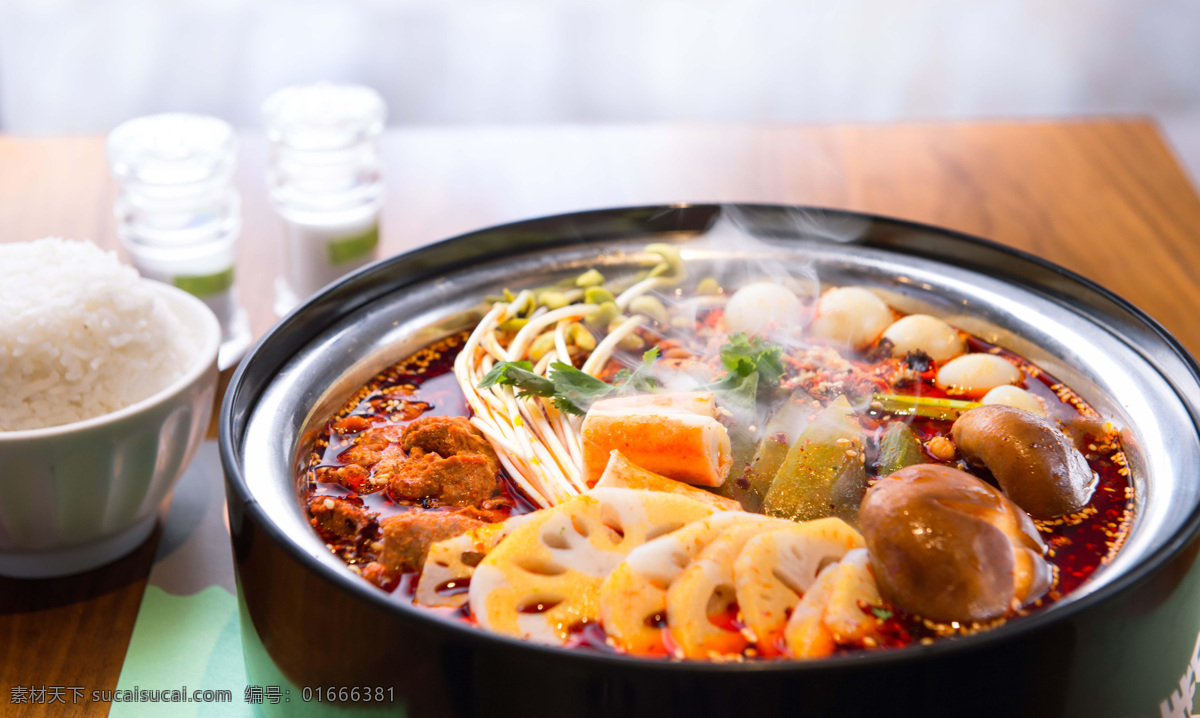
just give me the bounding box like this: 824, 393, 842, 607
1, 119, 1199, 714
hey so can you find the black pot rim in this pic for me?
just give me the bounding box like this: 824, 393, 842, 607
219, 202, 1200, 675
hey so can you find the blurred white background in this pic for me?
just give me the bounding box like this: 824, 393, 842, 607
2, 0, 1199, 178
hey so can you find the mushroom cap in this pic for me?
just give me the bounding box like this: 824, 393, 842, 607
859, 464, 1051, 623
952, 404, 1097, 519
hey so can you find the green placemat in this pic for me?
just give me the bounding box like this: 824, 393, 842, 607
113, 442, 401, 717
111, 442, 255, 717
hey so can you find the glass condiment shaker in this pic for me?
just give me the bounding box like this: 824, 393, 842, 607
261, 83, 387, 316
107, 113, 251, 370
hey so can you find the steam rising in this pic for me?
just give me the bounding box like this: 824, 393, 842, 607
602, 206, 885, 441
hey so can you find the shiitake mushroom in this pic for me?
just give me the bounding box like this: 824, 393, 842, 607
859, 464, 1052, 623
952, 404, 1097, 519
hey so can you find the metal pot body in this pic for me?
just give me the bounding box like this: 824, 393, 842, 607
221, 205, 1200, 718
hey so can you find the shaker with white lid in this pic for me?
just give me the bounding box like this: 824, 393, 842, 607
261, 83, 387, 316
107, 113, 251, 370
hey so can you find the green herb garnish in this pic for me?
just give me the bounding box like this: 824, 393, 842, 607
479, 348, 666, 416
479, 336, 793, 415
870, 606, 894, 621
719, 333, 785, 385
707, 333, 786, 404
718, 370, 759, 408
547, 362, 615, 415
613, 346, 661, 394
478, 360, 556, 397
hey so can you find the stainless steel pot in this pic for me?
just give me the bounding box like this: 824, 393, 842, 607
220, 204, 1200, 718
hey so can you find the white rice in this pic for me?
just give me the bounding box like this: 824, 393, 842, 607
0, 238, 197, 432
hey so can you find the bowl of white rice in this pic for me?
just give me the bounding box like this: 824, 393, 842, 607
0, 238, 221, 577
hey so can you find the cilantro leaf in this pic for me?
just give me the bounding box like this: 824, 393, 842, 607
713, 370, 758, 408
705, 334, 786, 404
478, 347, 665, 417
548, 362, 616, 415
870, 606, 894, 621
477, 360, 530, 388
719, 333, 785, 388
477, 360, 556, 398
611, 347, 661, 395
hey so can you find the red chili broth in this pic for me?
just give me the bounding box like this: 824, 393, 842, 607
300, 321, 1133, 659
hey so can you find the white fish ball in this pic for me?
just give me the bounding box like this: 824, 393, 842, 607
980, 385, 1046, 416
882, 314, 966, 363
935, 353, 1023, 396
724, 282, 803, 336
810, 287, 893, 350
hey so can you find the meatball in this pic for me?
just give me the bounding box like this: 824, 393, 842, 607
859, 464, 1052, 623
380, 450, 500, 507
952, 404, 1096, 519
308, 496, 373, 541
376, 510, 487, 574
401, 416, 500, 474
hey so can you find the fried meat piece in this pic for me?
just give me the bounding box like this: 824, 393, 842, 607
376, 510, 487, 574
381, 450, 499, 507
308, 496, 373, 541
337, 425, 404, 469
400, 416, 500, 473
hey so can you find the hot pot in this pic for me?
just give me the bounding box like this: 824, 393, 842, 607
219, 204, 1200, 718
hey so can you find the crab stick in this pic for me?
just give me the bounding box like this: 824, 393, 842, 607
582, 395, 732, 488
589, 391, 718, 418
